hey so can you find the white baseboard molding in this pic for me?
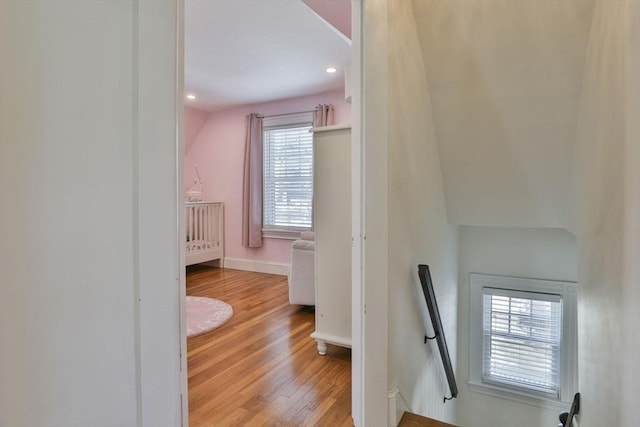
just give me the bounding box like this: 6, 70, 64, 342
388, 386, 399, 427
223, 257, 289, 276
388, 385, 410, 427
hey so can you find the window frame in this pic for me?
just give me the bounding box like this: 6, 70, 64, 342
261, 112, 315, 239
469, 273, 578, 408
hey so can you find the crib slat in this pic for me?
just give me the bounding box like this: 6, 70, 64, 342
187, 205, 192, 250
185, 202, 224, 266
209, 204, 214, 247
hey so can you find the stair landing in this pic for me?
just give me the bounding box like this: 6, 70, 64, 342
398, 412, 457, 427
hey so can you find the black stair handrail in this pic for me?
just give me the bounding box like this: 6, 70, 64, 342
418, 264, 458, 402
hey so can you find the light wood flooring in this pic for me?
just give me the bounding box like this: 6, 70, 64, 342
186, 265, 456, 427
398, 412, 457, 427
186, 266, 352, 427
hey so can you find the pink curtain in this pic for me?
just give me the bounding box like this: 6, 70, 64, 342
242, 113, 263, 248
314, 104, 335, 127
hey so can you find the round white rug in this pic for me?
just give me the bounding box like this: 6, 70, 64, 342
186, 296, 233, 338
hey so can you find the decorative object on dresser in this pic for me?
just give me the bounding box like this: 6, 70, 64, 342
186, 164, 204, 202
309, 125, 352, 355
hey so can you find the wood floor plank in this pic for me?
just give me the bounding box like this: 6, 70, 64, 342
398, 412, 457, 427
187, 265, 352, 427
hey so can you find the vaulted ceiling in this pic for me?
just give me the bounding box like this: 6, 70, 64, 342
412, 0, 596, 227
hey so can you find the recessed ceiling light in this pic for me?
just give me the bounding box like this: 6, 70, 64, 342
326, 67, 337, 74
186, 94, 196, 100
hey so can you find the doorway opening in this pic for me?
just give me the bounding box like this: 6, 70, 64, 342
179, 1, 356, 425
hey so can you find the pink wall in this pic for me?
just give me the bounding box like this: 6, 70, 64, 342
302, 0, 351, 39
184, 106, 209, 152
184, 90, 351, 265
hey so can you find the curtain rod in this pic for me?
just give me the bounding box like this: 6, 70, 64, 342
257, 109, 318, 119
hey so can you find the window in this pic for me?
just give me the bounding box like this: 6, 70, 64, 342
469, 274, 577, 406
262, 112, 314, 237
482, 288, 562, 395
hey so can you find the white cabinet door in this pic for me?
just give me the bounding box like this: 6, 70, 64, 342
311, 126, 352, 354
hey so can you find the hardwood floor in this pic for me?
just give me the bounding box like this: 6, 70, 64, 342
398, 412, 457, 427
187, 265, 352, 427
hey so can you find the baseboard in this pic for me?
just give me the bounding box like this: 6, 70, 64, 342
388, 386, 400, 427
389, 386, 412, 426
223, 257, 290, 276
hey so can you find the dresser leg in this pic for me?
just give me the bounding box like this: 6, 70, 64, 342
316, 339, 327, 356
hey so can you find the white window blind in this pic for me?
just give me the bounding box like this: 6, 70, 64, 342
482, 287, 562, 397
262, 113, 314, 233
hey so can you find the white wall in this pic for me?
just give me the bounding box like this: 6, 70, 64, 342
0, 2, 181, 426
567, 1, 640, 425
361, 0, 390, 424
455, 226, 577, 427
372, 2, 639, 427
387, 2, 458, 424
412, 0, 594, 228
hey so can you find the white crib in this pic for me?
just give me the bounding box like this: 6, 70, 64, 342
185, 201, 224, 266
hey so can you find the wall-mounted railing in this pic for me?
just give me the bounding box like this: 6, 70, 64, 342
418, 264, 458, 403
558, 393, 580, 427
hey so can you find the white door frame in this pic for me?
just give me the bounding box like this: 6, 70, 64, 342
350, 1, 364, 425
170, 1, 377, 426
353, 1, 390, 425
138, 1, 185, 426
352, 1, 389, 425
175, 1, 188, 425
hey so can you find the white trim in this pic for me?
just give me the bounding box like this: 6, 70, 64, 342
469, 273, 578, 406
175, 1, 187, 425
387, 386, 411, 427
361, 0, 390, 424
387, 386, 399, 427
467, 380, 571, 412
350, 1, 364, 426
261, 229, 303, 240
223, 258, 289, 276
310, 124, 352, 133
137, 2, 183, 426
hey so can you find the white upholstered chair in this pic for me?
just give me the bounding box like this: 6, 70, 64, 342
288, 232, 315, 305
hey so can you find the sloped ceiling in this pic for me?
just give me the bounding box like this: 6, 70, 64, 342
301, 0, 351, 40
185, 0, 351, 112
412, 0, 595, 227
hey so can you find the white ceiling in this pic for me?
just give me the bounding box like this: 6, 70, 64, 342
185, 0, 351, 112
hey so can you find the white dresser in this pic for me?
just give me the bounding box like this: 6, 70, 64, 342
310, 125, 352, 355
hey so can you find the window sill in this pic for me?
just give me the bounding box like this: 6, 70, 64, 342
262, 229, 305, 240
310, 124, 351, 133
467, 380, 571, 412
